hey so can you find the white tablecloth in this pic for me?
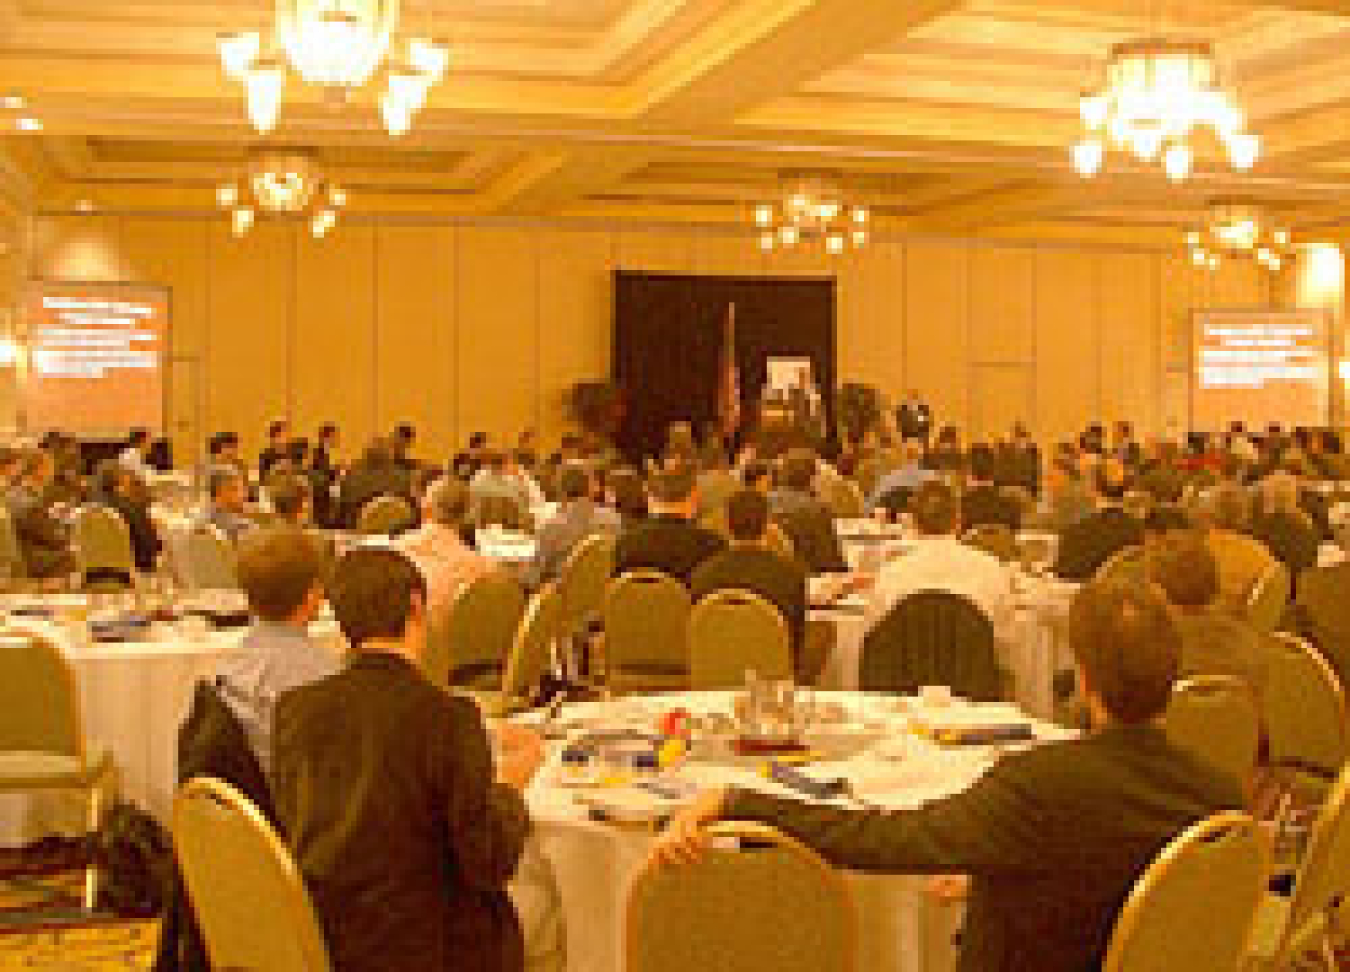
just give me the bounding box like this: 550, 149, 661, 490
522, 690, 1066, 972
0, 625, 238, 845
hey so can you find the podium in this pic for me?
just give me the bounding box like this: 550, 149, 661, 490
756, 395, 824, 455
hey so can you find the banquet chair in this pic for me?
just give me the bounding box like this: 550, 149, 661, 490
425, 572, 526, 690
356, 494, 415, 536
1101, 812, 1266, 972
555, 531, 617, 646
74, 504, 136, 585
0, 507, 22, 580
628, 821, 854, 972
1246, 763, 1350, 970
185, 523, 238, 590
172, 777, 331, 972
961, 524, 1018, 563
1246, 561, 1292, 634
476, 581, 561, 717
1162, 678, 1261, 783
602, 572, 691, 692
688, 590, 792, 689
817, 475, 864, 520
860, 590, 1001, 702
1290, 562, 1350, 694
1262, 634, 1348, 808
0, 634, 113, 909
1095, 544, 1149, 584
474, 494, 532, 534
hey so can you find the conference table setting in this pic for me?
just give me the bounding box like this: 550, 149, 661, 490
0, 587, 343, 847
518, 686, 1072, 972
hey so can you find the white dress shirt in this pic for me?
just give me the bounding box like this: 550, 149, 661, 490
864, 532, 1014, 632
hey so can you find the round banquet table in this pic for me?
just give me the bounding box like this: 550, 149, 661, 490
519, 690, 1070, 972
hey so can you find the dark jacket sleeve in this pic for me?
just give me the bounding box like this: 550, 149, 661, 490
721, 754, 1053, 877
439, 695, 531, 888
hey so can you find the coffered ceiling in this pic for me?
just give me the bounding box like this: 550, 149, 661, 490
7, 0, 1350, 245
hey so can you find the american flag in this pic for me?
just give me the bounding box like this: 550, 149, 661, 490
718, 303, 741, 440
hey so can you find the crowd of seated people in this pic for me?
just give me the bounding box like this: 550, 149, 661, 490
9, 403, 1350, 972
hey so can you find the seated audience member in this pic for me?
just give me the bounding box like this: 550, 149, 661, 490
259, 418, 290, 481
273, 548, 540, 972
605, 467, 648, 525
215, 528, 338, 777
203, 431, 247, 483
470, 450, 542, 523
268, 471, 314, 528
962, 443, 1022, 532
865, 480, 1013, 631
397, 476, 495, 615
391, 422, 419, 472
655, 577, 1243, 972
1141, 504, 1190, 548
1149, 531, 1268, 704
8, 449, 75, 580
452, 431, 490, 481
527, 465, 618, 587
1052, 461, 1144, 582
614, 469, 725, 584
996, 422, 1041, 499
1249, 472, 1321, 587
926, 424, 966, 474
309, 424, 341, 528
771, 449, 847, 575
1196, 484, 1277, 611
118, 426, 153, 478
206, 466, 257, 542
692, 489, 820, 679
98, 463, 162, 575
695, 448, 739, 527
867, 441, 933, 515
46, 435, 87, 506
338, 438, 414, 528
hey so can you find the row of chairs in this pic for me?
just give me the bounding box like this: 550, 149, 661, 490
169, 758, 1350, 972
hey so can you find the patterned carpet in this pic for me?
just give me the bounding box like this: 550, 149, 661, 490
0, 842, 157, 970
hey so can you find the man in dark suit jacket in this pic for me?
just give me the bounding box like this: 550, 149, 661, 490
258, 418, 290, 482
995, 422, 1041, 499
337, 438, 415, 528
615, 469, 725, 585
655, 578, 1243, 972
273, 549, 542, 972
962, 444, 1022, 532
692, 489, 808, 663
897, 389, 932, 444
770, 448, 847, 575
7, 449, 75, 580
1053, 462, 1144, 581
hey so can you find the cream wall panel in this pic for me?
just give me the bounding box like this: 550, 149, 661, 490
293, 226, 376, 454
457, 226, 539, 444
969, 246, 1035, 364
904, 239, 969, 429
837, 233, 902, 398
205, 221, 292, 459
970, 364, 1034, 440
1098, 252, 1159, 436
374, 225, 455, 460
121, 218, 210, 454
537, 229, 613, 440
1159, 254, 1195, 370
1035, 250, 1099, 443
692, 232, 765, 277
616, 230, 696, 275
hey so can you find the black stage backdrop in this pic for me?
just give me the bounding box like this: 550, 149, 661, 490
613, 271, 836, 464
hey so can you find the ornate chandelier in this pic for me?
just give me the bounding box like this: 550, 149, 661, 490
217, 150, 348, 239
1187, 203, 1292, 272
753, 174, 868, 255
218, 1, 448, 137
1073, 39, 1259, 182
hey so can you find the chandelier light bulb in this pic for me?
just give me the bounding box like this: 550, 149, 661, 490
231, 207, 254, 237
1192, 249, 1208, 267
380, 90, 414, 137
1080, 93, 1109, 130
408, 38, 450, 82
826, 234, 845, 255
329, 185, 347, 207
754, 205, 773, 227
779, 225, 799, 247
818, 202, 840, 222
217, 183, 239, 208
1163, 143, 1192, 182
789, 193, 809, 212
244, 60, 284, 134
852, 230, 868, 248
852, 207, 868, 224
1208, 254, 1221, 269
1072, 139, 1104, 178
759, 232, 775, 252
1, 94, 23, 110
218, 32, 260, 79
1273, 229, 1290, 247
14, 117, 42, 132
1130, 126, 1163, 160
1228, 132, 1260, 171
386, 66, 430, 115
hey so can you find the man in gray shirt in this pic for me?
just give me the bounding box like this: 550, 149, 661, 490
213, 527, 340, 777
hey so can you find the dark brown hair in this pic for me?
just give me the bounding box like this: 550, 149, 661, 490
328, 548, 427, 648
1069, 578, 1180, 724
237, 528, 326, 624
